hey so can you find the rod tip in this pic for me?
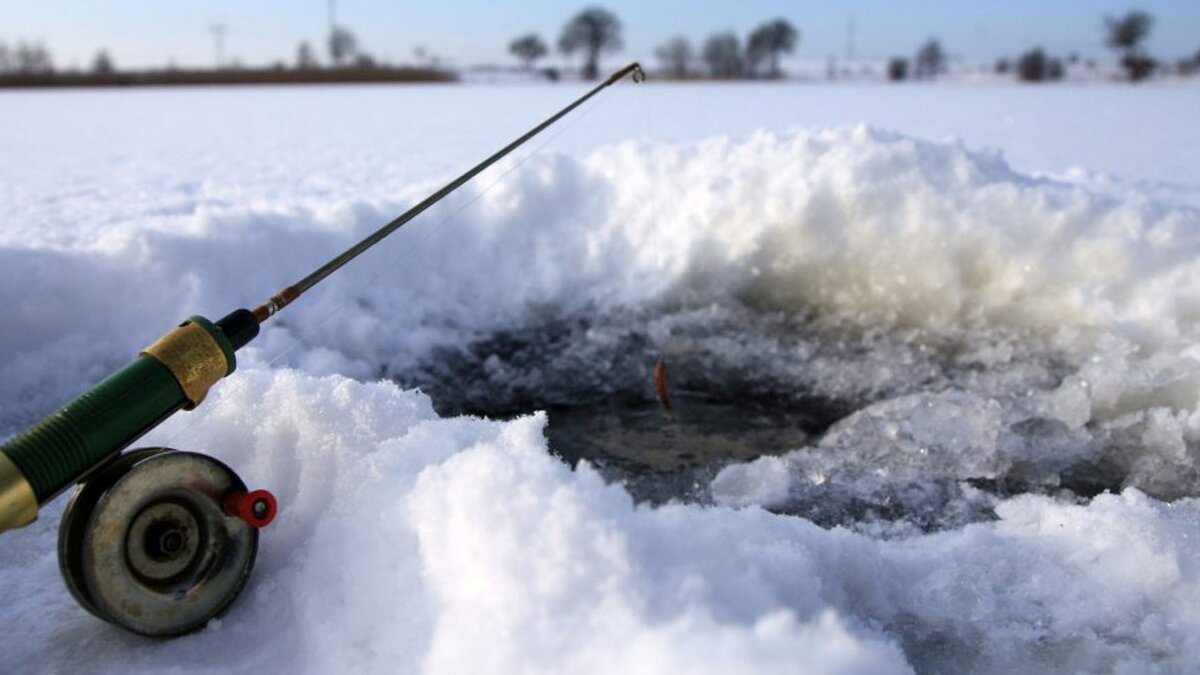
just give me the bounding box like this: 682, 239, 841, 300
607, 61, 645, 84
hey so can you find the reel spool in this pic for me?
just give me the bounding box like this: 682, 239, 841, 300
58, 449, 276, 637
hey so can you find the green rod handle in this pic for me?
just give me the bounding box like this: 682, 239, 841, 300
0, 313, 248, 531
3, 355, 187, 502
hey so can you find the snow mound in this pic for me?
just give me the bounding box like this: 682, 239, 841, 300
5, 371, 1200, 673
5, 126, 1200, 423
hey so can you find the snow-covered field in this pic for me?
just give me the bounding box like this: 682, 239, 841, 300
2, 81, 1200, 673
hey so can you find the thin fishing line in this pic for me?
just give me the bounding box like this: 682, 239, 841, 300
635, 84, 664, 274
631, 76, 672, 352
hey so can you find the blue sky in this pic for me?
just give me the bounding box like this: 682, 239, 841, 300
3, 1, 1198, 70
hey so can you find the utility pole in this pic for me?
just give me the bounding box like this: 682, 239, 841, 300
846, 15, 856, 61
209, 22, 228, 69
326, 0, 338, 65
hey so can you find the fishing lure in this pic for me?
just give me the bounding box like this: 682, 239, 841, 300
653, 356, 673, 414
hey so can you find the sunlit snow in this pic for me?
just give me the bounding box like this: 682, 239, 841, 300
2, 82, 1199, 673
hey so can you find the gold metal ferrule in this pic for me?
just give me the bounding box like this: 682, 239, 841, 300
0, 452, 37, 532
141, 321, 229, 408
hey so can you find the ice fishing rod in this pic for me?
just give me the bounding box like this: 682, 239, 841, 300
0, 61, 644, 638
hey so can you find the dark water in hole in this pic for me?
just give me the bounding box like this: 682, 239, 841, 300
396, 309, 862, 505
543, 396, 824, 504
390, 308, 1166, 532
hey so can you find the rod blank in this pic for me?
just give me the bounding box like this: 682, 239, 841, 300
252, 61, 645, 323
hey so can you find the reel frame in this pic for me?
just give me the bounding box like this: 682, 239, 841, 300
58, 448, 274, 637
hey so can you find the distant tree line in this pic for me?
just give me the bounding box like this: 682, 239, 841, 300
884, 39, 944, 82
504, 4, 1193, 83
0, 41, 116, 77
294, 25, 384, 70
3, 5, 1196, 86
997, 10, 1159, 83
506, 9, 799, 80
0, 41, 55, 74
649, 17, 801, 79
0, 27, 448, 82
686, 19, 799, 80
886, 9, 1185, 84
0, 27, 452, 88
505, 6, 623, 80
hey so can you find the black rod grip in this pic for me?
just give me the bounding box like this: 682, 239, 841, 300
216, 309, 260, 351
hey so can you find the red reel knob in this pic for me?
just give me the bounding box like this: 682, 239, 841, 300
223, 489, 277, 528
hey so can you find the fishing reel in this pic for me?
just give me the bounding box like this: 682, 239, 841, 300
0, 310, 275, 637
58, 447, 275, 637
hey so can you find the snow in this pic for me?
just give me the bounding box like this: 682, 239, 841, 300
9, 374, 1200, 673
1, 82, 1199, 672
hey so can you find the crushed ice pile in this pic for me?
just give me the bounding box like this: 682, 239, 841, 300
3, 103, 1200, 672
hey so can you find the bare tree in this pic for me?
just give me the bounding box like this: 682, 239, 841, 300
1105, 11, 1153, 52
655, 36, 693, 78
702, 32, 744, 79
13, 41, 54, 74
558, 7, 623, 79
0, 42, 11, 73
328, 26, 357, 67
1017, 48, 1064, 82
746, 18, 799, 78
1105, 11, 1156, 81
296, 41, 318, 69
1047, 57, 1065, 80
509, 33, 548, 71
914, 38, 945, 79
91, 50, 114, 75
1176, 50, 1200, 76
